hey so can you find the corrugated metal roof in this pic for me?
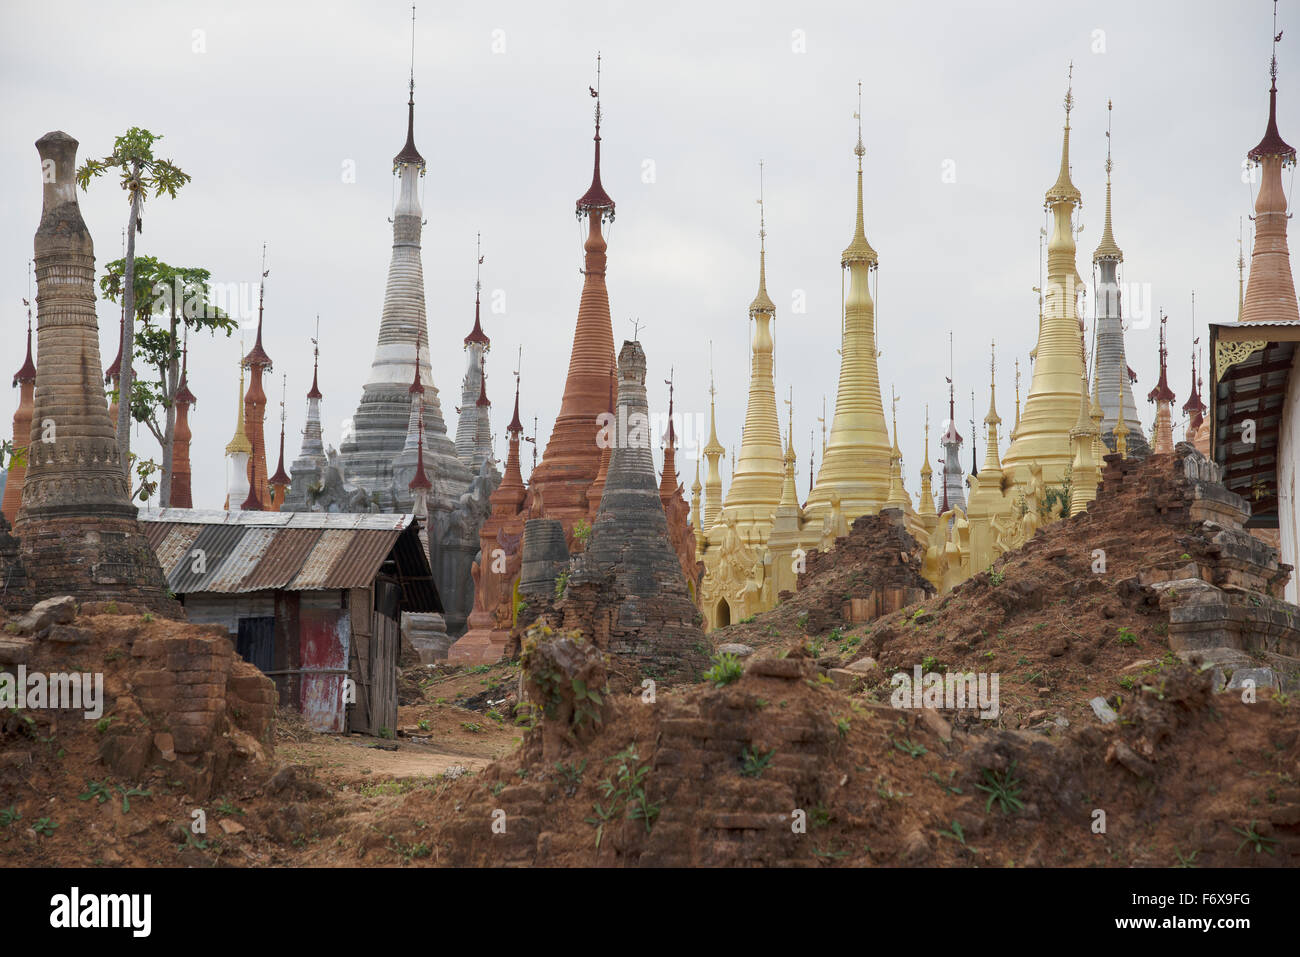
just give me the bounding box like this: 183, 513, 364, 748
169, 524, 247, 594
240, 528, 321, 592
205, 526, 279, 593
138, 511, 438, 610
151, 524, 202, 576
138, 508, 413, 530
289, 529, 355, 590
323, 529, 400, 589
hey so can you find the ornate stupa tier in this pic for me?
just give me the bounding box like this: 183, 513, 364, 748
1001, 74, 1087, 487
805, 109, 891, 523
528, 209, 617, 519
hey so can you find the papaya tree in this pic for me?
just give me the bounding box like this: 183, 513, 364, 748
100, 255, 235, 506
76, 128, 191, 477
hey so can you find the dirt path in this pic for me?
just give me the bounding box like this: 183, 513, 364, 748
278, 733, 509, 784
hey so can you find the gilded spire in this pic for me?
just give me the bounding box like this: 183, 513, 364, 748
750, 161, 776, 316
225, 359, 252, 456
779, 386, 798, 509
918, 404, 936, 518
1114, 385, 1130, 459
1093, 99, 1123, 262
1045, 62, 1082, 207
842, 81, 879, 268
982, 343, 1002, 474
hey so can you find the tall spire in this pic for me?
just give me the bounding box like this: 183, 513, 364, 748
702, 355, 725, 531
1045, 62, 1082, 207
169, 331, 196, 509
918, 404, 936, 518
1090, 99, 1147, 457
493, 351, 525, 502
457, 236, 493, 468
1242, 1, 1300, 325
576, 51, 615, 218
269, 372, 291, 510
659, 367, 680, 505
1093, 99, 1123, 262
393, 5, 425, 170
805, 83, 891, 523
307, 318, 322, 400
1147, 311, 1176, 454
243, 246, 273, 510
778, 386, 799, 510
284, 317, 327, 512
982, 343, 1003, 474
528, 58, 619, 520
2, 285, 37, 523
750, 161, 775, 315
721, 161, 784, 530
225, 357, 253, 511
341, 5, 467, 512
1002, 63, 1088, 488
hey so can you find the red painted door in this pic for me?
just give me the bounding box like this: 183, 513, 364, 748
299, 606, 350, 733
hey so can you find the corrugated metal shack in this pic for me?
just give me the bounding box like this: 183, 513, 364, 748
138, 510, 440, 735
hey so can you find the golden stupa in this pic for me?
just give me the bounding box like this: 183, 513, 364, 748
1000, 67, 1088, 490
804, 85, 893, 524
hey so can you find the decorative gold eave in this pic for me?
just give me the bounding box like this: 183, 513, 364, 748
1214, 339, 1269, 381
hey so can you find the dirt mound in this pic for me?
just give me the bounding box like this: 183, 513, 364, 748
0, 606, 285, 865
355, 643, 1299, 866
716, 511, 934, 648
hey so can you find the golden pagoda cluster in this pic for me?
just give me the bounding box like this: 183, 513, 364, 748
694, 68, 1156, 630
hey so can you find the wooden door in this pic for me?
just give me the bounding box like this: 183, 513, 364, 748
299, 605, 350, 733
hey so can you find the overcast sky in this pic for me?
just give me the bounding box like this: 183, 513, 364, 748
0, 0, 1289, 511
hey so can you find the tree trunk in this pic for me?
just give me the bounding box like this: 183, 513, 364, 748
116, 177, 142, 475
159, 301, 179, 508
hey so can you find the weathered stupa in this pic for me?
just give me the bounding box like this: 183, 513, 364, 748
336, 62, 471, 513
6, 132, 173, 611
319, 40, 488, 636
562, 339, 708, 679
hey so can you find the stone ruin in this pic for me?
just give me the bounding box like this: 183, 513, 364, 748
518, 341, 709, 684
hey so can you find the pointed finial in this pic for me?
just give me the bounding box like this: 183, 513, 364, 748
629, 316, 643, 341
409, 5, 416, 102
750, 161, 775, 315
1273, 0, 1281, 90
1105, 98, 1113, 178
1065, 60, 1074, 120
854, 79, 865, 166
476, 231, 483, 295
